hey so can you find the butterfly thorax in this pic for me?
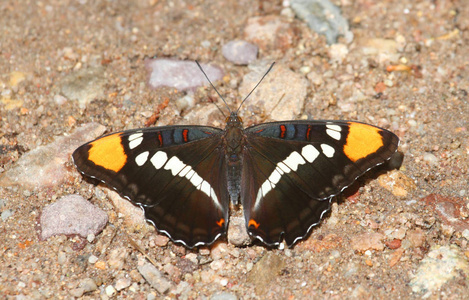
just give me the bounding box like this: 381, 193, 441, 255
223, 112, 246, 205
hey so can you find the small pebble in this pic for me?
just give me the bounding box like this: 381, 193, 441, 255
108, 247, 128, 270
329, 44, 349, 63
138, 262, 172, 294
210, 242, 229, 260
184, 253, 198, 264
384, 79, 394, 87
210, 260, 225, 271
88, 255, 99, 264
152, 234, 170, 247
210, 291, 238, 300
351, 232, 385, 252
53, 94, 68, 105
299, 66, 311, 74
423, 152, 438, 165
244, 15, 297, 52
87, 233, 95, 243
115, 277, 131, 291
69, 288, 85, 298
105, 285, 117, 297
79, 278, 98, 293
1, 209, 14, 221
57, 251, 67, 265
199, 248, 211, 256
219, 278, 228, 286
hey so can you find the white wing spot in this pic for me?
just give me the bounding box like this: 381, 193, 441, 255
255, 189, 263, 207
254, 150, 310, 210
301, 144, 320, 163
268, 168, 282, 184
198, 180, 211, 196
189, 172, 203, 187
154, 155, 221, 209
209, 186, 219, 203
185, 169, 195, 180
128, 133, 144, 149
164, 156, 186, 176
275, 166, 284, 175
321, 144, 335, 158
277, 162, 290, 173
283, 151, 306, 171
196, 180, 219, 205
150, 151, 168, 169
128, 149, 222, 210
135, 151, 149, 166
326, 124, 342, 132
326, 129, 341, 140
178, 165, 192, 177
261, 181, 273, 197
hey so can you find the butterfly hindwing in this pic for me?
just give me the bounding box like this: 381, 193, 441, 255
242, 120, 399, 246
72, 125, 230, 248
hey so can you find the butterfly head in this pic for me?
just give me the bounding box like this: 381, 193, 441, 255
225, 112, 243, 128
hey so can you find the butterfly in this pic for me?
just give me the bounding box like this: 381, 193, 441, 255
72, 62, 399, 248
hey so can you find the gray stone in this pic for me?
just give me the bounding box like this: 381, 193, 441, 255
227, 215, 251, 247
410, 245, 469, 293
239, 62, 307, 121
0, 123, 105, 189
40, 194, 108, 240
79, 278, 98, 293
1, 209, 14, 221
222, 40, 258, 65
146, 58, 223, 91
247, 252, 286, 294
59, 67, 107, 107
137, 262, 172, 294
291, 0, 353, 44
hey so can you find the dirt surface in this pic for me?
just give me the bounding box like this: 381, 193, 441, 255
1, 0, 469, 299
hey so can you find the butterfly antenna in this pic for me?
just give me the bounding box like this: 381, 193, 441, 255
195, 60, 231, 114
236, 62, 275, 114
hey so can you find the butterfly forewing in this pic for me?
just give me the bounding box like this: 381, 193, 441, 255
72, 125, 230, 248
242, 121, 399, 246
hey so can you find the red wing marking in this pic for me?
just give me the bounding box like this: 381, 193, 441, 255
279, 125, 286, 139
306, 125, 312, 140
157, 132, 163, 145
182, 129, 189, 142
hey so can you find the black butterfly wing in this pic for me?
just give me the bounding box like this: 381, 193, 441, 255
242, 120, 399, 246
72, 125, 230, 248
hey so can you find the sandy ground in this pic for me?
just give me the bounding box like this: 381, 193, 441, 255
1, 0, 468, 299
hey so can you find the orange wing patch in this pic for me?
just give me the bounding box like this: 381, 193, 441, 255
248, 219, 260, 229
88, 134, 127, 172
216, 218, 225, 228
344, 123, 384, 162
